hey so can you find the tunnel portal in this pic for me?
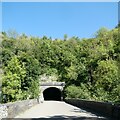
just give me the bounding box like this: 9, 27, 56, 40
43, 87, 61, 101
40, 82, 65, 102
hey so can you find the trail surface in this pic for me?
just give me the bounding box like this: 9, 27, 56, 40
15, 101, 107, 119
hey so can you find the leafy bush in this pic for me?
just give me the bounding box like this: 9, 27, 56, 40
2, 56, 26, 102
65, 84, 91, 100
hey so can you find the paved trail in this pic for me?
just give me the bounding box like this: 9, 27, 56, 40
15, 101, 107, 119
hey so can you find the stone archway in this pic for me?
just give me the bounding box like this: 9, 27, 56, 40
39, 82, 65, 102
43, 87, 61, 101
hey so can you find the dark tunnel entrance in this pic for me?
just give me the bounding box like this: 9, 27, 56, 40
43, 87, 61, 101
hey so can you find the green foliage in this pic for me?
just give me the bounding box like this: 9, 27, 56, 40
1, 34, 40, 103
94, 60, 119, 91
18, 52, 40, 99
1, 26, 120, 103
64, 34, 68, 41
65, 84, 91, 100
2, 56, 26, 102
65, 27, 120, 103
95, 27, 109, 38
111, 84, 120, 103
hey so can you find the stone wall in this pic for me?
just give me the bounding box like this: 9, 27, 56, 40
0, 105, 8, 119
0, 99, 38, 119
65, 99, 120, 120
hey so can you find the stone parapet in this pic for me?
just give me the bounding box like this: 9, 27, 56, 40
65, 99, 120, 120
0, 105, 8, 119
0, 99, 38, 119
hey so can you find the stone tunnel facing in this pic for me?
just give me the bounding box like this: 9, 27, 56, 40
43, 87, 62, 101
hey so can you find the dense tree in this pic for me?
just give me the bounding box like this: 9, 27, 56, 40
2, 56, 26, 102
1, 26, 120, 103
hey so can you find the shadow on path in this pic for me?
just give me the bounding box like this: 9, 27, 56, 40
32, 115, 109, 120
2, 115, 110, 120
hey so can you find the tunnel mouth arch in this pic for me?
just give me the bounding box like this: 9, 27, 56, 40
43, 87, 61, 101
